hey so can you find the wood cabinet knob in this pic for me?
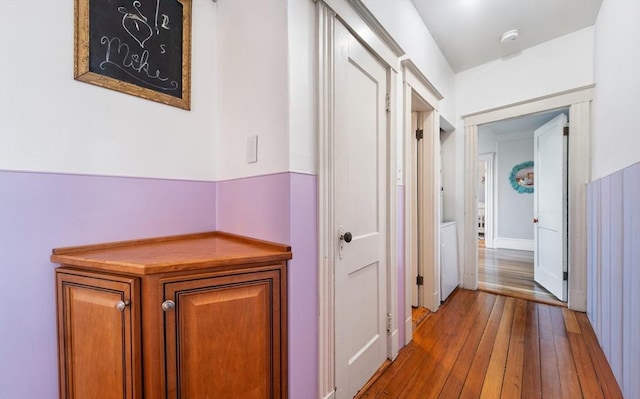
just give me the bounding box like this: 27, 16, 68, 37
116, 300, 130, 312
162, 300, 175, 312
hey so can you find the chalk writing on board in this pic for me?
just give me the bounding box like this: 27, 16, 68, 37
99, 36, 179, 91
89, 0, 182, 96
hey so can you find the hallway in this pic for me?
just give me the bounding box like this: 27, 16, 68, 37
357, 289, 622, 398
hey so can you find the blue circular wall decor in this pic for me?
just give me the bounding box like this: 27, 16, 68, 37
509, 161, 534, 194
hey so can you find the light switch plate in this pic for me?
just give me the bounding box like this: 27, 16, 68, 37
247, 135, 258, 163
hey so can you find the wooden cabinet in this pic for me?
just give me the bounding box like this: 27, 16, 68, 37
52, 232, 291, 399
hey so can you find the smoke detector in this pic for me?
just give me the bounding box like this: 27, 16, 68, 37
500, 29, 519, 43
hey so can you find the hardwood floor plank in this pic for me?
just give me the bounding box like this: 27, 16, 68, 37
369, 290, 475, 398
554, 334, 583, 398
357, 290, 622, 399
537, 304, 562, 398
501, 298, 527, 398
562, 307, 581, 334
479, 297, 516, 398
458, 295, 506, 399
411, 306, 430, 329
419, 293, 497, 398
550, 305, 568, 338
575, 313, 624, 399
567, 330, 605, 399
521, 301, 541, 399
358, 294, 451, 398
437, 294, 498, 399
397, 291, 482, 398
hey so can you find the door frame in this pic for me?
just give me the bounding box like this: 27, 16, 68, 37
401, 60, 443, 344
462, 85, 593, 311
478, 152, 495, 248
317, 1, 403, 398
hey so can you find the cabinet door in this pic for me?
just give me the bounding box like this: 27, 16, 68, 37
164, 269, 284, 399
56, 271, 141, 399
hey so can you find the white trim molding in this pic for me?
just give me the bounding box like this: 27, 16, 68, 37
317, 3, 336, 398
463, 124, 479, 290
321, 0, 404, 71
462, 85, 593, 311
495, 238, 535, 251
478, 152, 495, 249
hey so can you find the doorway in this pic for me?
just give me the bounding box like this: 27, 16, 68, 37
477, 110, 568, 304
401, 60, 444, 346
463, 87, 592, 311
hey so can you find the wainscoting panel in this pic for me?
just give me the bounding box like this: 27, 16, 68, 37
587, 162, 640, 398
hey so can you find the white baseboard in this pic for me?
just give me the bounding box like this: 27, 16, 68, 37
322, 390, 336, 399
495, 237, 534, 251
404, 316, 412, 345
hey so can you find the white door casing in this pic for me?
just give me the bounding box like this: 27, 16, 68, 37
478, 153, 495, 249
462, 85, 593, 311
534, 113, 568, 301
401, 60, 443, 344
333, 21, 388, 398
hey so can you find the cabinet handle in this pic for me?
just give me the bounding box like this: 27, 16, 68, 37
162, 300, 175, 312
116, 300, 130, 312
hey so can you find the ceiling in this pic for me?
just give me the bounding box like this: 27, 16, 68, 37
411, 0, 603, 72
481, 108, 568, 135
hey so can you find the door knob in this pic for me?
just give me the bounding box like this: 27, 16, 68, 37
533, 218, 539, 224
115, 300, 130, 312
340, 231, 353, 243
162, 300, 175, 312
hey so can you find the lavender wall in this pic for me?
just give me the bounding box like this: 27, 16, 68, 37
587, 162, 640, 398
217, 172, 319, 398
216, 173, 291, 243
0, 170, 216, 399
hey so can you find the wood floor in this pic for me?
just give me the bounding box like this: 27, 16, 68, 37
412, 306, 430, 329
357, 289, 622, 398
478, 244, 565, 307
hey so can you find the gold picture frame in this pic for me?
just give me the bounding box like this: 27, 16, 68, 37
74, 0, 192, 110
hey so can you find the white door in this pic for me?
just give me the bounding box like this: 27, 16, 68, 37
334, 22, 388, 398
534, 113, 568, 301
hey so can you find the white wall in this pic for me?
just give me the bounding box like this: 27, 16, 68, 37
455, 26, 595, 117
441, 130, 456, 221
362, 0, 456, 124
495, 133, 534, 241
591, 0, 640, 181
288, 0, 317, 175
216, 0, 290, 181
478, 129, 497, 155
0, 0, 218, 181
479, 128, 535, 244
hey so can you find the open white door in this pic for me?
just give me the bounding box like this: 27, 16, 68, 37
334, 22, 388, 398
534, 113, 568, 301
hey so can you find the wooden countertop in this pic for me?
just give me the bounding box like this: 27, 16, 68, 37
51, 231, 292, 276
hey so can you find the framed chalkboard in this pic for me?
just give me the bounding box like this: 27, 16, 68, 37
74, 0, 192, 110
